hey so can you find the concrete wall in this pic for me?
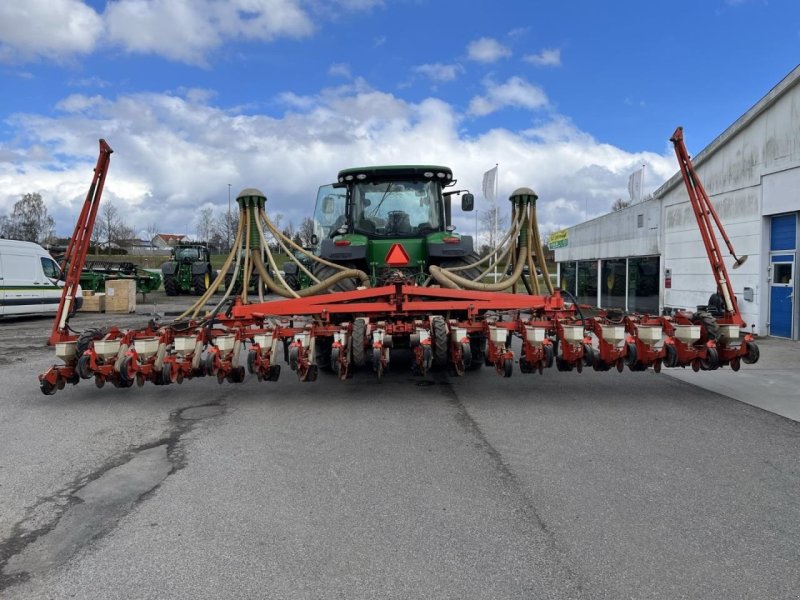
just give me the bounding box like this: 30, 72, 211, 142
554, 198, 661, 262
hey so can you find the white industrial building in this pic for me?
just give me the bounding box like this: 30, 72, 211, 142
554, 65, 800, 339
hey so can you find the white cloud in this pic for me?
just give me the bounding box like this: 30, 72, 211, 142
103, 0, 314, 66
328, 63, 352, 79
467, 37, 511, 63
0, 82, 675, 238
524, 48, 562, 67
413, 63, 464, 83
0, 0, 104, 63
468, 76, 549, 116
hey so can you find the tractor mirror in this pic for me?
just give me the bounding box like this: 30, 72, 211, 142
310, 234, 318, 246
461, 193, 474, 211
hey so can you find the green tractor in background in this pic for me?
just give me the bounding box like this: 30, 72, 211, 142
307, 165, 476, 290
160, 242, 216, 296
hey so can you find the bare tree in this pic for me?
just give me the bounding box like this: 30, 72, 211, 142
299, 217, 315, 247
145, 222, 159, 250
611, 198, 630, 211
479, 200, 508, 251
96, 200, 135, 254
215, 208, 239, 252
0, 193, 55, 242
194, 207, 215, 242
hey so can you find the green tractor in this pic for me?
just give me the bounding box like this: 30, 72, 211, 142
308, 165, 476, 290
160, 242, 216, 296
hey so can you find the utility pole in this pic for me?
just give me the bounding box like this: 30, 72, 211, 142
227, 183, 232, 252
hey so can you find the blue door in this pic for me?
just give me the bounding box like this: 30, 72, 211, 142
769, 214, 796, 338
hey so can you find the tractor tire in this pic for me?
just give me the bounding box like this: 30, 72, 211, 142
351, 318, 367, 367
691, 310, 720, 342
438, 253, 483, 283
192, 271, 210, 296
313, 263, 359, 293
76, 327, 109, 357
164, 275, 179, 296
742, 341, 760, 365
431, 316, 448, 368
284, 273, 300, 291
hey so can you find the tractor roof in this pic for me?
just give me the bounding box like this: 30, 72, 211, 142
337, 165, 453, 183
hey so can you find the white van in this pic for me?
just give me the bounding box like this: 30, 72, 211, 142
0, 239, 83, 317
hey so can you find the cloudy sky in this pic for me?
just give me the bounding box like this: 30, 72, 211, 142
0, 0, 797, 241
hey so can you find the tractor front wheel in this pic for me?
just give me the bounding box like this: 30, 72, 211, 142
164, 275, 179, 296
192, 272, 210, 296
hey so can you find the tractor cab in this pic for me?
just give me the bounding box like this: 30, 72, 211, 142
311, 165, 476, 287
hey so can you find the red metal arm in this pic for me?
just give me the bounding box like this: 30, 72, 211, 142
670, 127, 745, 327
48, 140, 114, 345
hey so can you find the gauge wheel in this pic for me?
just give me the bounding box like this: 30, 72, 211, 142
430, 317, 448, 368
351, 319, 367, 367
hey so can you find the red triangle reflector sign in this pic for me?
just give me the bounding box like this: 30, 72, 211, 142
385, 243, 410, 266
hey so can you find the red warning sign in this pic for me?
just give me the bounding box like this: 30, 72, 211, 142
385, 243, 410, 266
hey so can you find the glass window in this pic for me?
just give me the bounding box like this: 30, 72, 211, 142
41, 257, 62, 279
628, 256, 659, 314
313, 184, 347, 244
559, 261, 577, 296
601, 259, 627, 309
576, 260, 598, 306
354, 180, 441, 237
774, 263, 793, 284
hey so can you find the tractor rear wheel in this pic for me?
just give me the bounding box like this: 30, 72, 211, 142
76, 327, 108, 357
313, 263, 359, 292
164, 275, 179, 296
438, 253, 483, 283
691, 310, 720, 342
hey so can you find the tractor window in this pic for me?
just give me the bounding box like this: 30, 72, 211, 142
176, 248, 200, 262
354, 180, 441, 237
313, 185, 347, 243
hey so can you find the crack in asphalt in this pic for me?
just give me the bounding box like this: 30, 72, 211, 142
433, 372, 589, 597
0, 402, 226, 592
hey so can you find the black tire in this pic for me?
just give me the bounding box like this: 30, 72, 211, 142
664, 343, 678, 368
624, 342, 638, 367
351, 319, 367, 367
313, 263, 359, 293
76, 354, 93, 379
742, 341, 760, 365
438, 253, 483, 283
691, 310, 720, 343
700, 346, 719, 371
76, 327, 108, 357
247, 350, 257, 374
431, 317, 448, 368
466, 333, 486, 371
192, 271, 209, 296
315, 337, 333, 371
284, 273, 300, 291
164, 275, 179, 296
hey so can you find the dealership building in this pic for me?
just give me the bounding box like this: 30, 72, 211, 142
554, 65, 800, 340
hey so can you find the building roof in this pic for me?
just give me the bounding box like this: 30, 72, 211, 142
654, 64, 800, 199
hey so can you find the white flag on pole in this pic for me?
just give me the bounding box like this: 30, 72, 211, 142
627, 168, 643, 203
482, 166, 498, 201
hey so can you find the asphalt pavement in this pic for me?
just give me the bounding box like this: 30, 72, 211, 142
664, 335, 800, 422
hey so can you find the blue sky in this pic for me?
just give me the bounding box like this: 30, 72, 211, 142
0, 0, 797, 240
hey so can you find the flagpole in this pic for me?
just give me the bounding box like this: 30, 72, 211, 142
494, 163, 499, 281
641, 163, 646, 201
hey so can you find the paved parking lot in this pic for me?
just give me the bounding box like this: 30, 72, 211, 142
1, 295, 799, 599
